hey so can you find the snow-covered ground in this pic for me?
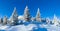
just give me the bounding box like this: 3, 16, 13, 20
0, 24, 60, 31
0, 24, 37, 31
40, 24, 60, 31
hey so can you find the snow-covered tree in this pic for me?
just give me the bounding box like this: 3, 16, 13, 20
36, 8, 41, 22
23, 6, 31, 22
31, 16, 35, 21
52, 14, 59, 26
10, 7, 18, 25
46, 17, 50, 24
3, 16, 8, 25
0, 18, 3, 24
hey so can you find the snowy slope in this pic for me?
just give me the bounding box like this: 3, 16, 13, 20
0, 24, 60, 31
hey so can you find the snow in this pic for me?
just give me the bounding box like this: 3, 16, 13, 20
0, 24, 60, 31
6, 24, 37, 31
40, 24, 60, 31
0, 25, 11, 30
18, 15, 24, 20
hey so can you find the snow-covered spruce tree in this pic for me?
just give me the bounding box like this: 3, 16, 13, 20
52, 14, 59, 26
9, 7, 18, 25
31, 16, 36, 21
3, 16, 8, 25
0, 18, 3, 24
46, 17, 50, 24
36, 8, 41, 22
23, 6, 31, 22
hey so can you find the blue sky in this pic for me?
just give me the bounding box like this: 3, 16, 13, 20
0, 0, 60, 18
